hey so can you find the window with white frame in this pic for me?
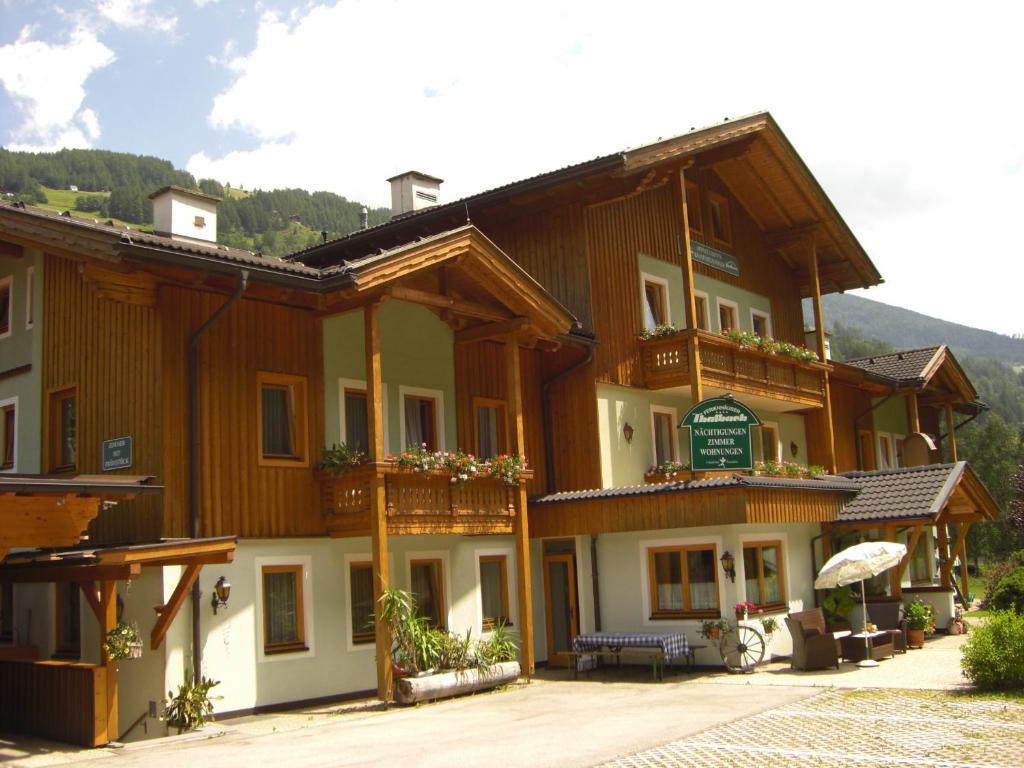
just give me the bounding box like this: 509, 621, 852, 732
348, 561, 375, 644
877, 433, 894, 469
25, 267, 34, 330
340, 378, 387, 456
1, 398, 15, 471
646, 544, 720, 618
750, 309, 772, 339
742, 540, 786, 610
650, 406, 678, 466
641, 273, 670, 330
0, 275, 11, 339
894, 435, 906, 468
258, 559, 312, 657
410, 558, 446, 628
478, 554, 510, 630
693, 291, 710, 331
716, 298, 739, 333
400, 386, 444, 451
754, 422, 780, 464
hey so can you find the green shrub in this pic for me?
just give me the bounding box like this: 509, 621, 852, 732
961, 610, 1024, 689
989, 568, 1024, 614
983, 551, 1024, 607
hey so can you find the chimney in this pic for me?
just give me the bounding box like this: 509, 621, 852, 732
149, 185, 221, 244
360, 207, 369, 230
387, 171, 443, 218
805, 328, 832, 361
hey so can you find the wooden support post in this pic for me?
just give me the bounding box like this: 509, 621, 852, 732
958, 522, 972, 601
151, 563, 202, 650
937, 521, 951, 590
98, 580, 118, 743
907, 392, 921, 434
808, 240, 836, 474
365, 303, 392, 702
897, 523, 925, 586
676, 167, 704, 477
821, 522, 833, 562
506, 333, 534, 676
885, 523, 901, 598
945, 404, 958, 462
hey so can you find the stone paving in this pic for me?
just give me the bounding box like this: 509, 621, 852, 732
601, 688, 1024, 768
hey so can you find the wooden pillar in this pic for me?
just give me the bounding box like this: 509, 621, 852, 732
958, 522, 972, 601
98, 580, 118, 743
885, 523, 902, 598
821, 522, 833, 561
505, 333, 534, 675
936, 520, 951, 590
807, 240, 836, 474
365, 303, 392, 702
907, 392, 921, 434
676, 167, 704, 478
945, 404, 958, 462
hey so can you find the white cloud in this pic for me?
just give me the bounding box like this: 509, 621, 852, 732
189, 0, 1024, 335
193, 0, 220, 6
96, 0, 177, 33
0, 24, 116, 151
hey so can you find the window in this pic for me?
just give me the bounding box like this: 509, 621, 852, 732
0, 582, 13, 643
1, 401, 14, 470
707, 192, 732, 246
344, 389, 369, 454
685, 179, 702, 235
48, 387, 76, 472
751, 310, 771, 339
262, 564, 307, 654
349, 562, 375, 645
257, 372, 309, 467
858, 430, 876, 471
878, 433, 894, 469
0, 275, 11, 339
479, 555, 510, 630
473, 398, 506, 458
754, 423, 780, 464
55, 582, 81, 659
403, 394, 438, 450
410, 559, 445, 628
25, 266, 34, 330
717, 299, 738, 333
651, 407, 677, 466
909, 532, 931, 584
641, 274, 670, 330
743, 541, 786, 610
647, 544, 719, 618
693, 291, 710, 331
894, 435, 906, 468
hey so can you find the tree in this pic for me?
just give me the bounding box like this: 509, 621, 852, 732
959, 416, 1024, 562
1011, 465, 1024, 532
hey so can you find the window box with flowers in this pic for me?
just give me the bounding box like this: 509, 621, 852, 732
753, 460, 826, 480
721, 329, 819, 363
644, 460, 691, 484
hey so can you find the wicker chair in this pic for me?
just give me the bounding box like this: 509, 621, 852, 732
867, 601, 907, 654
786, 608, 840, 671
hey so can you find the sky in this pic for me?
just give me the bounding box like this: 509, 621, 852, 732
1, 1, 1022, 336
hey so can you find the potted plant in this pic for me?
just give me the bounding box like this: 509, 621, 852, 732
822, 586, 855, 632
163, 670, 220, 734
759, 616, 780, 637
316, 442, 366, 475
735, 600, 758, 621
904, 599, 935, 649
699, 619, 729, 641
103, 622, 143, 661
645, 460, 690, 483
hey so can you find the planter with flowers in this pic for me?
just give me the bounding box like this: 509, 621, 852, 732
644, 460, 691, 484
721, 329, 819, 363
735, 600, 759, 621
103, 622, 143, 661
904, 599, 936, 649
636, 324, 681, 342
753, 460, 826, 480
699, 618, 730, 641
387, 445, 528, 486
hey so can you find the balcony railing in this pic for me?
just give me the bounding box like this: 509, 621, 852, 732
641, 329, 827, 408
321, 464, 529, 537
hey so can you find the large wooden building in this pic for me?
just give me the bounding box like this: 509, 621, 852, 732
0, 113, 999, 744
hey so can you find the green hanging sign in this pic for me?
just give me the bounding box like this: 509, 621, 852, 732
680, 397, 761, 472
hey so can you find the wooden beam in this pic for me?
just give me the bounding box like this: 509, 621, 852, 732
0, 562, 141, 584
957, 521, 972, 601
150, 563, 202, 650
365, 302, 392, 702
907, 392, 921, 434
896, 523, 926, 585
0, 239, 24, 258
505, 334, 533, 675
945, 404, 958, 462
99, 580, 118, 742
675, 168, 705, 479
937, 522, 951, 590
807, 242, 836, 473
454, 317, 529, 345
389, 286, 510, 323
885, 523, 901, 598
80, 580, 102, 623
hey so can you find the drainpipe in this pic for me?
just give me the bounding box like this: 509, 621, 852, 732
590, 535, 602, 632
852, 388, 896, 470
188, 270, 249, 682
541, 344, 595, 494
936, 407, 984, 446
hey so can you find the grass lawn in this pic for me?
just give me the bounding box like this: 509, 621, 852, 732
41, 185, 109, 209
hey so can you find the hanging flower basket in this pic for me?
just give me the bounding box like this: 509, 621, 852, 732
103, 622, 143, 661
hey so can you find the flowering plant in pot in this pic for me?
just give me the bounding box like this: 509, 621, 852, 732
735, 600, 758, 620
759, 616, 780, 636
645, 460, 690, 482
699, 619, 729, 640
103, 622, 143, 660
636, 324, 679, 342
904, 599, 935, 649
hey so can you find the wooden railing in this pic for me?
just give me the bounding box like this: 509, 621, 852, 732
0, 660, 108, 746
641, 330, 827, 408
322, 464, 529, 536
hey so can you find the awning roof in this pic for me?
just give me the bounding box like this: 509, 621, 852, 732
0, 473, 162, 497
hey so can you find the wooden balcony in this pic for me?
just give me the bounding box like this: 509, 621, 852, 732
640, 329, 827, 408
321, 464, 530, 537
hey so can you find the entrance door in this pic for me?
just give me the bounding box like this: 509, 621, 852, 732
543, 550, 579, 667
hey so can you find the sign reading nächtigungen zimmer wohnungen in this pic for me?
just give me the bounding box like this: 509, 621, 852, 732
680, 397, 761, 472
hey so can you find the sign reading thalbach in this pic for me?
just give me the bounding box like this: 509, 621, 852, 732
680, 397, 760, 472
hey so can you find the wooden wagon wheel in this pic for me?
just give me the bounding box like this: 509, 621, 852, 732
718, 624, 765, 674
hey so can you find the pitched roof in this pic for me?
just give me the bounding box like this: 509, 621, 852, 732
531, 473, 861, 505
841, 347, 943, 385
834, 462, 1003, 523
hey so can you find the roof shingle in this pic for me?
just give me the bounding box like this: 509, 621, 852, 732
836, 462, 965, 522
841, 347, 942, 385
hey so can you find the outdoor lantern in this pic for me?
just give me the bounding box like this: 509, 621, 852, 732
720, 551, 736, 583
622, 422, 635, 444
211, 576, 232, 614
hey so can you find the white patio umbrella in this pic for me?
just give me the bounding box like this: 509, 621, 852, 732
814, 541, 907, 668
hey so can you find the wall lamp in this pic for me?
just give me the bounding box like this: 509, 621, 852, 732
211, 576, 232, 615
623, 422, 635, 444
720, 551, 736, 583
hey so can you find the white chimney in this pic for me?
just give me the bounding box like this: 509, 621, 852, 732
805, 328, 832, 361
387, 171, 443, 217
149, 185, 220, 244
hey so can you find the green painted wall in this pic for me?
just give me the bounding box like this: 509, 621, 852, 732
694, 273, 773, 335
873, 396, 909, 437
0, 248, 43, 473
638, 253, 685, 328
322, 301, 456, 454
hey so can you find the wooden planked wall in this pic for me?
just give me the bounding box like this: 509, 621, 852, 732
160, 286, 325, 539
43, 255, 164, 545
807, 380, 872, 472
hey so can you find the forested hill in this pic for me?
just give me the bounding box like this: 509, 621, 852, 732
0, 147, 390, 256
803, 293, 1024, 368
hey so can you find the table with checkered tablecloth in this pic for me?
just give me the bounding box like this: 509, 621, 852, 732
571, 631, 692, 676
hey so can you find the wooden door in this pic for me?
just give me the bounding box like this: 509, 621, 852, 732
543, 552, 579, 667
